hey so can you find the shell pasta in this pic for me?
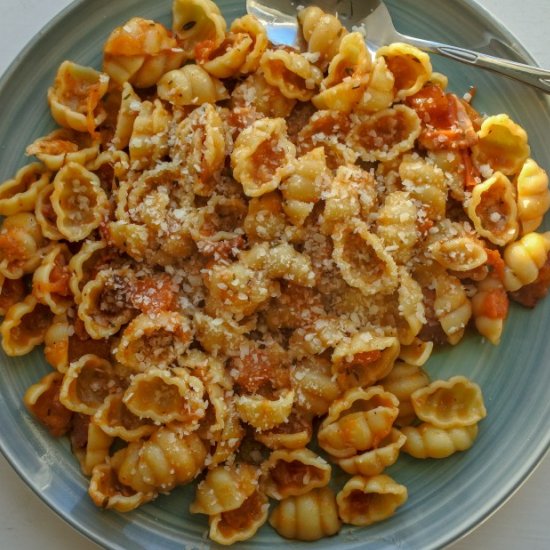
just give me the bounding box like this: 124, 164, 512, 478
2, 1, 550, 546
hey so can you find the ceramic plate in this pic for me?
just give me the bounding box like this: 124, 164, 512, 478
0, 0, 549, 549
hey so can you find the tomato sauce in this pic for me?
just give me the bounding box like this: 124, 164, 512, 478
28, 376, 73, 437
219, 491, 264, 534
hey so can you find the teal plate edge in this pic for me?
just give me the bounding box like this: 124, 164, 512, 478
0, 1, 549, 550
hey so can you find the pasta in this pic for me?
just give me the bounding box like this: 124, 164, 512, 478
173, 103, 227, 196
355, 57, 395, 113
471, 274, 509, 344
377, 43, 432, 100
50, 162, 109, 241
336, 474, 408, 526
70, 416, 114, 476
59, 354, 122, 415
88, 463, 156, 512
23, 371, 72, 437
349, 105, 421, 162
32, 244, 72, 315
42, 313, 70, 372
318, 386, 399, 458
1, 295, 53, 356
269, 487, 341, 541
401, 423, 479, 459
190, 462, 260, 515
0, 163, 50, 217
502, 231, 550, 291
332, 218, 399, 297
262, 448, 331, 499
157, 64, 228, 106
26, 128, 100, 172
260, 49, 324, 102
193, 14, 267, 79
380, 362, 431, 427
172, 0, 227, 54
231, 117, 296, 197
254, 412, 313, 450
312, 32, 372, 113
122, 367, 206, 426
48, 61, 109, 134
335, 429, 406, 477
297, 6, 347, 70
113, 424, 207, 493
467, 171, 519, 246
411, 376, 487, 428
103, 17, 186, 88
208, 491, 269, 545
0, 212, 45, 279
331, 332, 400, 389
472, 114, 530, 176
93, 393, 156, 442
3, 1, 550, 546
516, 158, 550, 234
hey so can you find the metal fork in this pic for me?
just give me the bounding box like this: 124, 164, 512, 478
247, 0, 550, 94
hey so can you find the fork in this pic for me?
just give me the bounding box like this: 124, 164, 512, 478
246, 0, 550, 94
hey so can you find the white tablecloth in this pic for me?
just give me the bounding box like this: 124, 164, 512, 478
0, 0, 548, 548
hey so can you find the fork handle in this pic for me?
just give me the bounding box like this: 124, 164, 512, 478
403, 36, 550, 94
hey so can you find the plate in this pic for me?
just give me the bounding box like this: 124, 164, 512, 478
0, 0, 549, 549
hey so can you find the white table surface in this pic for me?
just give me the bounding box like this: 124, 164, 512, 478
0, 0, 549, 548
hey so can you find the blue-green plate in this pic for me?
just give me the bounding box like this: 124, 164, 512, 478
1, 0, 549, 548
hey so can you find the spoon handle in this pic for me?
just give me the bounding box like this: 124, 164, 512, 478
401, 36, 550, 94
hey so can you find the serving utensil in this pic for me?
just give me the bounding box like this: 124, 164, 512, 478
246, 0, 550, 93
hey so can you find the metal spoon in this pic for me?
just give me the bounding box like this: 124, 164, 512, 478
247, 0, 550, 94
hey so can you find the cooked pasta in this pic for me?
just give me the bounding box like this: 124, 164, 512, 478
377, 43, 432, 100
157, 64, 228, 106
516, 158, 550, 234
112, 424, 207, 493
471, 274, 509, 344
48, 61, 109, 134
336, 474, 408, 526
411, 376, 487, 428
172, 0, 227, 54
231, 117, 296, 197
401, 423, 479, 459
23, 371, 72, 437
89, 463, 156, 512
208, 490, 269, 545
103, 17, 186, 88
1, 295, 53, 356
190, 462, 260, 515
380, 362, 431, 427
0, 212, 45, 279
269, 487, 341, 541
472, 114, 530, 176
70, 416, 114, 476
50, 162, 109, 241
467, 171, 519, 246
262, 448, 331, 499
260, 49, 324, 102
312, 32, 371, 113
349, 105, 421, 162
26, 128, 100, 171
2, 2, 550, 546
0, 163, 50, 217
335, 429, 406, 477
318, 386, 399, 458
297, 6, 347, 69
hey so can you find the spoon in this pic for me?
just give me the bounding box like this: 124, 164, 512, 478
246, 0, 550, 94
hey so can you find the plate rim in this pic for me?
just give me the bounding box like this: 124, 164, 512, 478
0, 1, 549, 549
